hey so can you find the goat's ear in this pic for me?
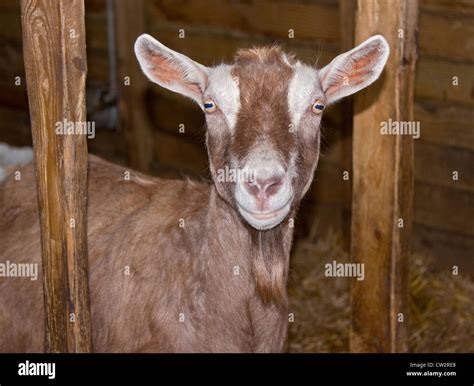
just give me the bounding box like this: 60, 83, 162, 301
319, 35, 389, 105
134, 34, 209, 105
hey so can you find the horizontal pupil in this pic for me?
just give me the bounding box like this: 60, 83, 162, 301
204, 103, 214, 108
315, 104, 324, 110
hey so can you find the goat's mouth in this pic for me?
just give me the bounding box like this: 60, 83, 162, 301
237, 200, 292, 230
241, 206, 286, 220
250, 211, 282, 220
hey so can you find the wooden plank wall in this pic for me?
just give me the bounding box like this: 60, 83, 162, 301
0, 0, 472, 271
413, 0, 474, 272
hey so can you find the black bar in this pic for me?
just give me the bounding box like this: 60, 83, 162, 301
0, 353, 472, 385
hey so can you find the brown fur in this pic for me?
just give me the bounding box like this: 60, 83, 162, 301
0, 46, 321, 352
227, 47, 319, 305
0, 156, 289, 352
231, 52, 295, 305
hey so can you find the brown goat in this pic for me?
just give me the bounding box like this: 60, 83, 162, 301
0, 34, 389, 352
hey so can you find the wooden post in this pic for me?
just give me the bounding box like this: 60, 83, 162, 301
350, 0, 418, 352
339, 0, 356, 252
114, 0, 154, 172
21, 0, 92, 352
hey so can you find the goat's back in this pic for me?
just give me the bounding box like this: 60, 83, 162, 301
0, 155, 253, 352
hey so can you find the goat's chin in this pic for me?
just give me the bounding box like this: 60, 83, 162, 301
237, 202, 291, 231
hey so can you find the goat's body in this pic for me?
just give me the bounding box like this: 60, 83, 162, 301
0, 155, 287, 352
1, 34, 390, 353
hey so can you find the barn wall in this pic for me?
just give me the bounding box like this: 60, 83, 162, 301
0, 0, 472, 271
413, 0, 474, 272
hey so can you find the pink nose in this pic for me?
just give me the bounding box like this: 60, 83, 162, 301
244, 176, 283, 202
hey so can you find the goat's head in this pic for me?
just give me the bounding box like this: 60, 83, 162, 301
135, 34, 389, 230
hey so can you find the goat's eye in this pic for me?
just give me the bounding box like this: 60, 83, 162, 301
312, 100, 325, 114
203, 99, 217, 113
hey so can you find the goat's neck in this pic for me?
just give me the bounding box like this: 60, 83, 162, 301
207, 185, 294, 305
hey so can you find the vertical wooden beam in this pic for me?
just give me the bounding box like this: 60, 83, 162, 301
114, 0, 154, 172
21, 0, 92, 352
350, 0, 418, 352
339, 0, 356, 252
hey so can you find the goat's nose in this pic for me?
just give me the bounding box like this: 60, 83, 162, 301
244, 176, 283, 200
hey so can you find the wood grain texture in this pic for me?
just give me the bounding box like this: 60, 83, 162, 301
350, 0, 418, 353
415, 58, 473, 107
419, 9, 474, 63
146, 0, 340, 44
114, 0, 154, 172
415, 100, 474, 150
339, 0, 356, 251
415, 142, 474, 192
413, 223, 474, 273
21, 0, 92, 352
415, 182, 474, 236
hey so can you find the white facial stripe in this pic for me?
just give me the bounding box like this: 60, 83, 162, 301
242, 142, 285, 181
287, 151, 298, 180
287, 65, 321, 128
206, 65, 240, 130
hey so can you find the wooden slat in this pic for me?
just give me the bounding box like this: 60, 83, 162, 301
300, 201, 347, 237
147, 28, 338, 67
415, 182, 474, 236
147, 0, 340, 43
421, 0, 474, 14
415, 100, 474, 150
8, 0, 474, 62
0, 44, 25, 82
84, 0, 107, 14
114, 0, 154, 172
0, 106, 31, 146
308, 162, 346, 207
147, 88, 205, 139
419, 11, 474, 62
0, 85, 28, 110
415, 142, 474, 192
0, 8, 22, 45
87, 129, 127, 167
304, 161, 474, 237
307, 153, 474, 235
21, 0, 92, 353
413, 224, 474, 273
154, 131, 208, 176
85, 49, 109, 83
84, 12, 107, 51
0, 1, 23, 11
415, 58, 473, 107
338, 0, 356, 251
350, 0, 418, 353
319, 121, 345, 165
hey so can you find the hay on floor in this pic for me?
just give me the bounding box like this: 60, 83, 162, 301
287, 222, 474, 353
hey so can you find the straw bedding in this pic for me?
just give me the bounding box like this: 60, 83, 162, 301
287, 223, 474, 353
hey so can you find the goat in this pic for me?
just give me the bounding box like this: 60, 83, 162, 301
0, 34, 389, 352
